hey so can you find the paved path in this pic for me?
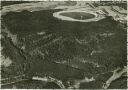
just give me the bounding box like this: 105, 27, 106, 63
1, 74, 27, 86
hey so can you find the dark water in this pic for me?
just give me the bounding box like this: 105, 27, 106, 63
60, 12, 95, 20
2, 9, 127, 89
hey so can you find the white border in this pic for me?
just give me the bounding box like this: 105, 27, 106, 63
0, 0, 127, 1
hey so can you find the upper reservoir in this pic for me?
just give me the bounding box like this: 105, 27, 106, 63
59, 12, 95, 20
53, 10, 105, 22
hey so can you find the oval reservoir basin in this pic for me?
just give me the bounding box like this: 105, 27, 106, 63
59, 12, 95, 20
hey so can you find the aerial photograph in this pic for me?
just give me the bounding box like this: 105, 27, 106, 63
1, 0, 127, 89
